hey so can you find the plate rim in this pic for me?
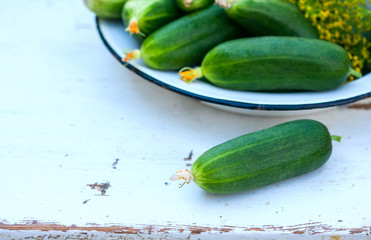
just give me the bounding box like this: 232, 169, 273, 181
95, 17, 371, 111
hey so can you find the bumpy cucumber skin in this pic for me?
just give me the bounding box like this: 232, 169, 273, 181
201, 37, 350, 91
226, 0, 317, 38
175, 0, 214, 12
191, 120, 332, 194
122, 0, 179, 36
84, 0, 127, 19
140, 5, 242, 70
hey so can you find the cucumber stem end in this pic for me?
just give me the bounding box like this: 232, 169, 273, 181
122, 49, 140, 63
179, 67, 203, 83
183, 0, 193, 8
215, 0, 235, 9
169, 169, 194, 188
331, 135, 342, 142
125, 18, 145, 37
348, 68, 362, 79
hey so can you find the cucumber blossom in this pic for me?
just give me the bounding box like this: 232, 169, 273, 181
170, 119, 341, 194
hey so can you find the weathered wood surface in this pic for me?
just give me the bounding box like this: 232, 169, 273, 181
0, 0, 370, 239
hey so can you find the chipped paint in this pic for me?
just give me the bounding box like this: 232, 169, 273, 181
0, 221, 370, 237
347, 102, 371, 110
244, 227, 265, 232
349, 228, 368, 234
347, 98, 371, 110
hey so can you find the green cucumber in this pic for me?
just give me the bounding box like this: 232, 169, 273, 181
181, 37, 362, 91
170, 119, 340, 194
217, 0, 318, 38
84, 0, 127, 19
124, 5, 242, 70
176, 0, 214, 12
122, 0, 179, 36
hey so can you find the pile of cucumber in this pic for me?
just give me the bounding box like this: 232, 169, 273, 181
85, 0, 351, 194
85, 0, 363, 92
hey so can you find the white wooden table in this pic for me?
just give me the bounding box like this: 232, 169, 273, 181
0, 1, 370, 239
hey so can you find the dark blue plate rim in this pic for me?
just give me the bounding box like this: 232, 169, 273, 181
95, 17, 371, 111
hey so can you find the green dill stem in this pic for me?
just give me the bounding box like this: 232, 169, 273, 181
331, 135, 342, 142
348, 68, 362, 79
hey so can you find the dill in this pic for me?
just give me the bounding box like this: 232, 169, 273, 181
285, 0, 371, 78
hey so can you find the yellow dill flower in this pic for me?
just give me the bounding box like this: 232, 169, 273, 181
284, 0, 371, 77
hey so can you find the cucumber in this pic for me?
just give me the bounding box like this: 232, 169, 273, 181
123, 5, 242, 70
170, 119, 340, 194
84, 0, 127, 19
122, 0, 179, 36
180, 37, 362, 91
176, 0, 214, 12
216, 0, 318, 38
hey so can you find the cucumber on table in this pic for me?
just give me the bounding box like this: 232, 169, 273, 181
216, 0, 318, 38
123, 5, 243, 70
180, 36, 362, 91
122, 0, 179, 37
170, 119, 341, 194
84, 0, 127, 19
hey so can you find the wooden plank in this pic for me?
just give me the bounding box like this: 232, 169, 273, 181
0, 222, 370, 239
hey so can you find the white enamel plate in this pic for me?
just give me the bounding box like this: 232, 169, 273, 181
96, 18, 371, 116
